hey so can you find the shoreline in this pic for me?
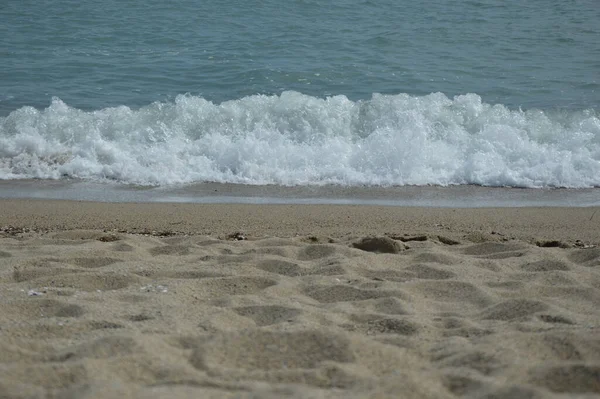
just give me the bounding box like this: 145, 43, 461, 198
1, 180, 600, 207
1, 198, 598, 245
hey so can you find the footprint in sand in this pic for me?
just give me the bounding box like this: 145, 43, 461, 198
193, 277, 277, 297
529, 364, 600, 394
371, 297, 410, 315
0, 319, 122, 340
486, 281, 525, 290
308, 262, 347, 276
520, 259, 570, 272
439, 350, 502, 375
49, 336, 139, 362
440, 373, 486, 396
189, 330, 355, 371
412, 251, 459, 265
364, 264, 455, 282
363, 269, 412, 282
246, 246, 293, 257
1, 362, 88, 391
233, 305, 301, 326
473, 385, 546, 399
569, 248, 600, 267
111, 242, 134, 252
4, 299, 84, 319
31, 272, 137, 291
409, 281, 492, 308
532, 272, 579, 286
148, 245, 191, 256
304, 285, 398, 303
127, 313, 155, 322
435, 317, 492, 338
297, 244, 338, 260
134, 269, 225, 279
254, 259, 304, 277
479, 299, 548, 321
462, 242, 528, 259
253, 237, 302, 248
537, 314, 573, 325
360, 317, 420, 336
539, 333, 583, 361
68, 257, 121, 268
13, 265, 84, 283
404, 264, 456, 280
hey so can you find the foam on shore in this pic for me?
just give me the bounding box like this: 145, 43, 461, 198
2, 92, 599, 187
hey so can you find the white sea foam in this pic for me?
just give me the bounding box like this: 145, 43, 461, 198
1, 92, 599, 187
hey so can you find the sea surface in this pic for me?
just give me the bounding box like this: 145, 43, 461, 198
1, 0, 599, 204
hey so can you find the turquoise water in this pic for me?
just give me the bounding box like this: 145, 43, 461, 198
1, 0, 599, 188
3, 0, 599, 111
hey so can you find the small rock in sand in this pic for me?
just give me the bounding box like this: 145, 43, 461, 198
352, 236, 407, 254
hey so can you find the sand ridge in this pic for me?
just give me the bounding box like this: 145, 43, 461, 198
1, 225, 599, 398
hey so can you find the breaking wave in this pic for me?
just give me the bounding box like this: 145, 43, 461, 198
1, 91, 599, 187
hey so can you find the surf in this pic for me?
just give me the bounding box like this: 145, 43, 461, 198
1, 91, 599, 188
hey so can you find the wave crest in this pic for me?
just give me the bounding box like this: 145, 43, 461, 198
1, 91, 599, 187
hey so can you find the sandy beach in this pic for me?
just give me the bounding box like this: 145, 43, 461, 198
1, 199, 599, 398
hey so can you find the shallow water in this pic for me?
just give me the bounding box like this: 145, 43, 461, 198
1, 180, 599, 207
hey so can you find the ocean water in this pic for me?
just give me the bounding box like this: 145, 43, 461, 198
1, 0, 599, 190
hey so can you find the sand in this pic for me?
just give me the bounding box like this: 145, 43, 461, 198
0, 199, 599, 398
